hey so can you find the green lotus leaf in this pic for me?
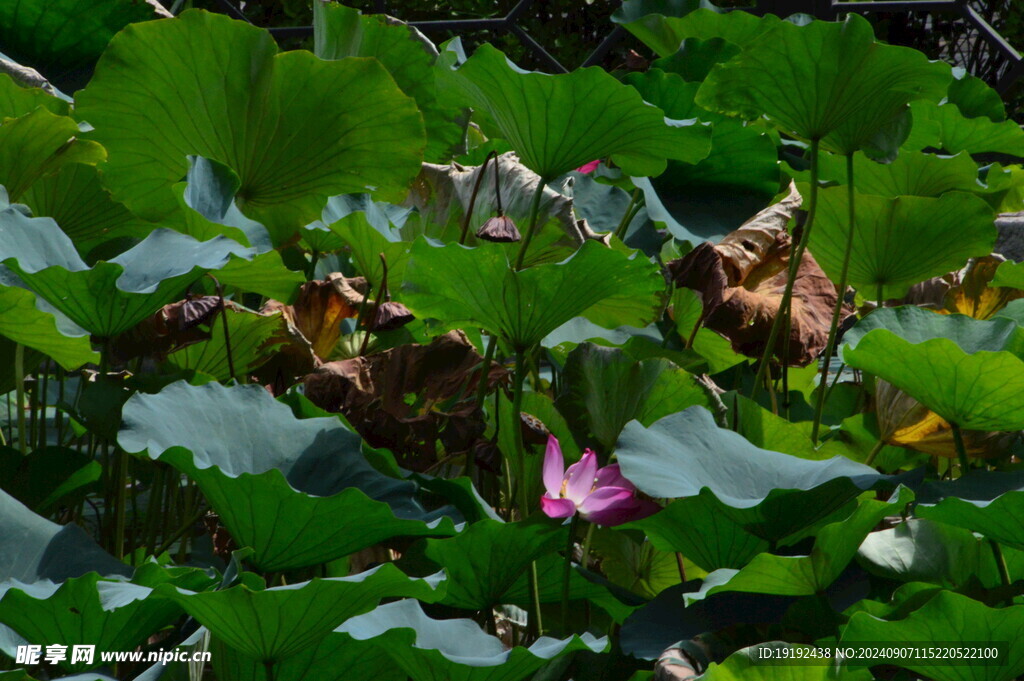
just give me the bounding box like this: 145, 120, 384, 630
699, 643, 872, 680
0, 205, 250, 337
908, 100, 1024, 156
0, 0, 170, 88
211, 632, 400, 681
840, 307, 1024, 431
915, 472, 1024, 552
75, 10, 425, 244
0, 489, 128, 582
0, 575, 183, 672
18, 164, 148, 255
626, 70, 780, 243
809, 189, 995, 300
436, 43, 711, 179
0, 73, 68, 118
652, 37, 741, 83
684, 487, 912, 600
161, 565, 444, 664
813, 150, 983, 198
555, 342, 710, 452
313, 1, 468, 162
612, 4, 775, 57
337, 599, 608, 681
0, 267, 96, 369
947, 69, 1006, 122
0, 108, 105, 202
841, 590, 1024, 680
321, 194, 412, 290
163, 307, 287, 382
401, 239, 665, 350
857, 518, 1024, 589
0, 446, 99, 514
669, 287, 745, 373
697, 14, 950, 160
993, 260, 1024, 291
399, 518, 564, 610
118, 381, 458, 571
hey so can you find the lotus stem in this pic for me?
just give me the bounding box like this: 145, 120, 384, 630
676, 552, 687, 583
990, 539, 1013, 605
459, 150, 498, 245
209, 275, 236, 383
864, 438, 885, 467
952, 422, 970, 477
812, 153, 857, 443
514, 179, 548, 271
467, 335, 499, 482
13, 343, 26, 456
580, 521, 595, 571
512, 348, 543, 637
751, 138, 821, 400
877, 282, 885, 310
263, 660, 277, 681
560, 514, 580, 636
614, 187, 642, 241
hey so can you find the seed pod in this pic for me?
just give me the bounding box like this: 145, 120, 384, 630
372, 301, 415, 331
476, 215, 521, 243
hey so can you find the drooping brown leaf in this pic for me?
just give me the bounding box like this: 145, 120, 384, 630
303, 331, 507, 470
262, 278, 361, 360
876, 379, 1019, 459
667, 184, 847, 366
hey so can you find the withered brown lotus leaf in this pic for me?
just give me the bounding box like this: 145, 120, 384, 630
667, 183, 847, 366
303, 331, 507, 470
262, 277, 362, 361
876, 379, 1019, 459
895, 255, 1024, 319
111, 295, 228, 362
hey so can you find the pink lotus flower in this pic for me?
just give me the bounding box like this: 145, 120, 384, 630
540, 436, 659, 526
575, 159, 601, 174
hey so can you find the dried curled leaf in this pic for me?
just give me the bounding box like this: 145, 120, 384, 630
262, 278, 361, 361
900, 255, 1024, 319
111, 295, 225, 362
303, 331, 507, 470
667, 184, 847, 366
876, 379, 1020, 458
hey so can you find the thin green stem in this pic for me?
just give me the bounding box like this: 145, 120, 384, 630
877, 282, 885, 310
468, 335, 499, 482
751, 138, 821, 399
459, 151, 498, 245
864, 438, 886, 467
14, 344, 26, 456
952, 422, 970, 477
263, 660, 276, 681
613, 188, 642, 241
812, 153, 857, 443
512, 348, 543, 637
513, 179, 548, 271
580, 521, 595, 571
990, 539, 1013, 605
560, 514, 580, 635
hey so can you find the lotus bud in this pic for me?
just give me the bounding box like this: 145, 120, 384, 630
372, 301, 414, 331
475, 214, 521, 243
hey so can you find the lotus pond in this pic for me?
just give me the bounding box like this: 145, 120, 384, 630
2, 1, 1024, 680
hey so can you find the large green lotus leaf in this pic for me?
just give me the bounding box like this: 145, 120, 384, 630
542, 316, 708, 374
809, 189, 995, 299
626, 70, 779, 243
313, 2, 467, 163
857, 518, 1024, 590
669, 287, 745, 374
163, 307, 287, 382
0, 0, 170, 88
651, 37, 741, 83
436, 43, 710, 179
555, 342, 709, 452
992, 260, 1024, 291
0, 267, 96, 369
19, 164, 148, 254
697, 14, 950, 159
840, 307, 1024, 431
0, 575, 183, 672
75, 10, 425, 244
841, 591, 1024, 681
948, 69, 1006, 122
684, 487, 912, 601
402, 239, 664, 350
322, 194, 412, 290
399, 518, 564, 610
0, 108, 105, 202
211, 632, 400, 681
908, 100, 1024, 156
915, 472, 1024, 552
615, 407, 887, 509
699, 643, 871, 680
160, 566, 444, 663
0, 206, 250, 337
0, 73, 68, 118
612, 4, 776, 57
0, 489, 128, 582
118, 381, 458, 571
337, 599, 607, 681
0, 446, 99, 514
813, 150, 982, 198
